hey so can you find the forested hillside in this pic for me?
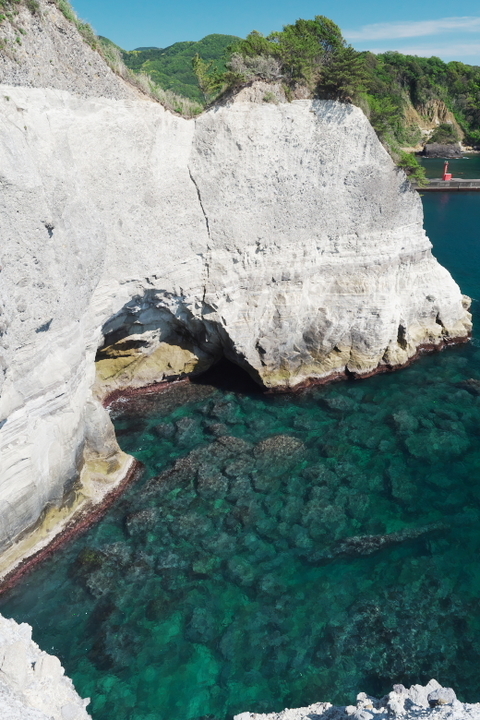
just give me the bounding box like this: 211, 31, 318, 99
113, 20, 480, 154
99, 14, 480, 187
364, 52, 480, 148
121, 34, 239, 102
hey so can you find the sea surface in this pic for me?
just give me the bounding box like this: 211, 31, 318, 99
421, 153, 480, 179
1, 191, 480, 720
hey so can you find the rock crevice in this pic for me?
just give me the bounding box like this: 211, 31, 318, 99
188, 166, 212, 241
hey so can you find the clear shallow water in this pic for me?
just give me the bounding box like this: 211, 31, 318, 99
2, 195, 480, 720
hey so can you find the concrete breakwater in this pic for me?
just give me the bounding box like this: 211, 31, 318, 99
418, 179, 480, 191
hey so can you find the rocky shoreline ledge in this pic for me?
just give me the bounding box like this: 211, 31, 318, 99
0, 615, 477, 720
235, 680, 480, 720
0, 615, 91, 720
0, 458, 143, 593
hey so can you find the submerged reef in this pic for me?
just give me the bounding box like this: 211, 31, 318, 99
6, 347, 480, 718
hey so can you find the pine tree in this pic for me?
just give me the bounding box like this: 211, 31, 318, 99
192, 54, 225, 101
320, 47, 366, 101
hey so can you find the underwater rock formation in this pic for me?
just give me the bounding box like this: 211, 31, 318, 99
235, 680, 480, 720
0, 0, 471, 579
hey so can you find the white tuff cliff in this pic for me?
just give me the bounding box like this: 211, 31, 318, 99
0, 3, 473, 717
0, 614, 91, 719
0, 0, 140, 100
0, 83, 471, 575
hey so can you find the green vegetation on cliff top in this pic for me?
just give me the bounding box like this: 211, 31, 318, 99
123, 15, 431, 184
117, 17, 480, 159
363, 52, 480, 147
121, 34, 239, 103
2, 0, 479, 179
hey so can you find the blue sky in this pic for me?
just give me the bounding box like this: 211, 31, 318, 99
70, 0, 480, 65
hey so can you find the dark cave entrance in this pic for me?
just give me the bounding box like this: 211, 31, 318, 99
191, 356, 264, 395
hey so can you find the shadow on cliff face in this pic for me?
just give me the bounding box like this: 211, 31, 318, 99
95, 291, 226, 395
96, 290, 267, 397
191, 357, 264, 395
97, 294, 214, 364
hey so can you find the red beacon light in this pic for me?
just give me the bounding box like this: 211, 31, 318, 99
443, 160, 452, 181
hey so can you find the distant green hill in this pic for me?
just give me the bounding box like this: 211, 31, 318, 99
121, 34, 239, 102
98, 36, 123, 51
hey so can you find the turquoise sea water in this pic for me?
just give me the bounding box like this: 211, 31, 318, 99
1, 193, 480, 720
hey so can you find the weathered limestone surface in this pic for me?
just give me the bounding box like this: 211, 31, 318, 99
0, 614, 91, 719
235, 680, 480, 720
0, 82, 472, 576
190, 93, 471, 386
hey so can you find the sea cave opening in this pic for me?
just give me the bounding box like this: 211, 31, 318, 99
3, 195, 480, 719
4, 335, 480, 719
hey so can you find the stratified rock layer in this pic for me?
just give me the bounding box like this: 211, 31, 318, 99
0, 82, 471, 574
235, 680, 480, 720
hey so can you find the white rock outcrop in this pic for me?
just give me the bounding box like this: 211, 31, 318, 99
235, 680, 480, 720
0, 4, 471, 582
0, 1, 140, 100
0, 614, 91, 720
0, 83, 472, 576
0, 6, 474, 718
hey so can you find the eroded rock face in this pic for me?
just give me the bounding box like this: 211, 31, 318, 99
190, 96, 471, 386
0, 614, 91, 720
234, 680, 480, 720
0, 1, 140, 100
0, 8, 471, 576
424, 142, 463, 158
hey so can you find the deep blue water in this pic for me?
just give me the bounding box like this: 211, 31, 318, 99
1, 193, 480, 720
